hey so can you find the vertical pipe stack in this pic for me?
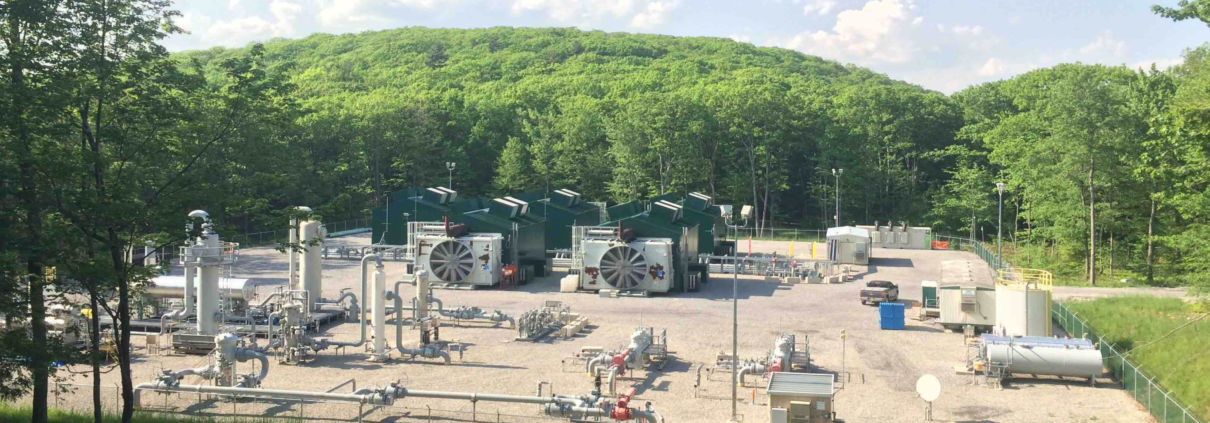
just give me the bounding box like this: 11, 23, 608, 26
300, 220, 324, 311
183, 262, 196, 316
415, 270, 429, 321
370, 265, 387, 361
187, 210, 222, 335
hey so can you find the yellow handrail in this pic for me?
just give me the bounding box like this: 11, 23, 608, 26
996, 268, 1053, 290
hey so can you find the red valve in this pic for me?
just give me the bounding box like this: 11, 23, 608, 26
611, 387, 637, 420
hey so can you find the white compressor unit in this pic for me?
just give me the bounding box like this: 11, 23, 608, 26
415, 232, 503, 287
579, 238, 675, 294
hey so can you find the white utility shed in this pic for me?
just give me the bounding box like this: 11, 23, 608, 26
826, 226, 870, 265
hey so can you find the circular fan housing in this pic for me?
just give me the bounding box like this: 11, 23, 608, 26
599, 245, 648, 289
428, 240, 475, 283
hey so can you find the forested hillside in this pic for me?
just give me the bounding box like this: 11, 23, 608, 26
165, 26, 1210, 288
174, 27, 962, 236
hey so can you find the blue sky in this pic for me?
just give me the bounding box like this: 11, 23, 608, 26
164, 0, 1210, 93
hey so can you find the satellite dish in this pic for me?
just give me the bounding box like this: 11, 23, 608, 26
915, 374, 941, 402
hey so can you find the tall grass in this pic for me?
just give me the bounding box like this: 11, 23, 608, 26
1067, 297, 1210, 419
0, 402, 282, 423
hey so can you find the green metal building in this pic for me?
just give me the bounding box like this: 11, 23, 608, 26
679, 192, 730, 255
370, 187, 484, 246
458, 196, 548, 279
516, 189, 602, 251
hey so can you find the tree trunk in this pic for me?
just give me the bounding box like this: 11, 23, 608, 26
90, 292, 102, 423
109, 235, 134, 423
1088, 164, 1096, 286
1146, 197, 1156, 285
9, 18, 50, 421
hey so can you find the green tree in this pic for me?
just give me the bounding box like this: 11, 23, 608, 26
1153, 0, 1210, 25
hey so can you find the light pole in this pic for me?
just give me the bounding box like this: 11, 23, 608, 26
726, 212, 748, 423
446, 162, 456, 190
996, 182, 1005, 270
831, 168, 843, 227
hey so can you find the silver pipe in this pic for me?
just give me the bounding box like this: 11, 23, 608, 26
258, 293, 281, 308
234, 348, 270, 386
391, 288, 451, 364
587, 353, 610, 376
606, 366, 619, 394
135, 383, 385, 406
543, 404, 661, 423
320, 254, 378, 349
392, 387, 580, 405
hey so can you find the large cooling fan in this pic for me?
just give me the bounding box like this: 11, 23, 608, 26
428, 240, 475, 283
599, 245, 648, 289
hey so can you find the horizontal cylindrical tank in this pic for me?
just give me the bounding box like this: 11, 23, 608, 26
983, 336, 1103, 378
145, 276, 254, 300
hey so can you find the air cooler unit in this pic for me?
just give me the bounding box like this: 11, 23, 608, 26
579, 238, 675, 293
415, 233, 503, 286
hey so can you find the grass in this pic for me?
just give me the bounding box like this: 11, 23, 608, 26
0, 402, 283, 423
1065, 296, 1210, 420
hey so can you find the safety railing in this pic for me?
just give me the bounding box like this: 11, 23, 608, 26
1052, 302, 1203, 423
996, 268, 1052, 290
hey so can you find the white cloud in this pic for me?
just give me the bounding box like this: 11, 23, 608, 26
269, 0, 303, 35
507, 0, 678, 29
800, 0, 837, 15
1077, 31, 1127, 60
394, 0, 441, 9
205, 17, 276, 46
784, 0, 918, 64
978, 57, 1004, 76
1131, 57, 1183, 71
631, 0, 678, 29
317, 0, 395, 31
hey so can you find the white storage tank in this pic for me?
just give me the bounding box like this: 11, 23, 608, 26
982, 334, 1103, 380
994, 284, 1051, 337
299, 220, 326, 305
994, 268, 1053, 337
146, 276, 255, 301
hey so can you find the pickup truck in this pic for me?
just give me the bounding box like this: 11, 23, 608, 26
860, 280, 899, 305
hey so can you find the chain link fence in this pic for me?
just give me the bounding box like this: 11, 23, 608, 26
227, 217, 371, 247
932, 234, 1012, 272
727, 227, 828, 243
1053, 303, 1203, 423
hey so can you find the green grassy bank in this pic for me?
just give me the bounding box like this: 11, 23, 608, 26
1066, 296, 1209, 419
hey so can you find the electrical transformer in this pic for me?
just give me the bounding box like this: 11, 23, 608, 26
579, 236, 675, 294
414, 231, 504, 287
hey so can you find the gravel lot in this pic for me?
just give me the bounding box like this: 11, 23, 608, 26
52, 234, 1152, 422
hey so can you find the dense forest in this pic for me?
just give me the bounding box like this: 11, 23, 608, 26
1, 1, 1209, 422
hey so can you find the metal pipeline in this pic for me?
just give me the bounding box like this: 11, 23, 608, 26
315, 290, 358, 313
234, 348, 270, 387
258, 293, 281, 308
736, 362, 767, 385
542, 404, 662, 423
390, 289, 451, 364
388, 385, 581, 406
134, 383, 387, 407
318, 254, 378, 349
587, 353, 611, 376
